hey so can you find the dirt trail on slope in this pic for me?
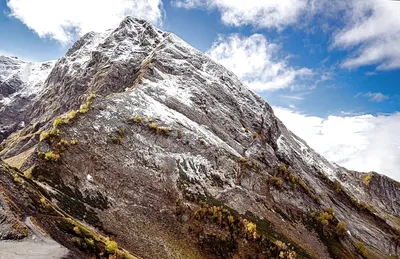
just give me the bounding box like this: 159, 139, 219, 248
0, 217, 69, 259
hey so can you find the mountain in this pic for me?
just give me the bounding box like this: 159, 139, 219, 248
0, 17, 399, 259
0, 55, 55, 141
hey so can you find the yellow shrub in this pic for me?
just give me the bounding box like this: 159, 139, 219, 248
59, 139, 69, 146
106, 239, 118, 254
85, 238, 94, 247
362, 172, 373, 185
23, 168, 33, 179
87, 93, 96, 101
40, 131, 50, 141
79, 103, 89, 114
336, 221, 347, 237
149, 123, 158, 130
271, 176, 284, 189
239, 157, 247, 163
53, 117, 68, 128
71, 139, 78, 145
130, 115, 142, 123
73, 226, 81, 235
40, 197, 47, 206
279, 164, 287, 173
13, 173, 21, 183
68, 110, 77, 120
355, 242, 368, 257
326, 208, 334, 215
274, 240, 287, 251
160, 127, 169, 136
44, 152, 60, 162
334, 180, 342, 193
317, 212, 333, 226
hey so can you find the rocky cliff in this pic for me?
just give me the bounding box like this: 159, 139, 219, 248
0, 17, 399, 259
0, 55, 55, 142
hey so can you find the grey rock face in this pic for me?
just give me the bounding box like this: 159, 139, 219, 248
0, 56, 55, 142
1, 17, 399, 258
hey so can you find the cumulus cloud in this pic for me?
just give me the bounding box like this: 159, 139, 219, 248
274, 106, 400, 181
206, 34, 314, 91
355, 92, 389, 102
173, 0, 313, 30
7, 0, 163, 43
175, 0, 400, 70
333, 0, 400, 70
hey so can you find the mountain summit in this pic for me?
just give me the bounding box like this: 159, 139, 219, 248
0, 17, 399, 259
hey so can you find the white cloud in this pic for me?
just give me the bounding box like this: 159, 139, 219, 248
173, 0, 312, 30
175, 0, 400, 71
206, 34, 314, 91
332, 0, 400, 70
274, 106, 400, 181
355, 92, 389, 102
7, 0, 163, 43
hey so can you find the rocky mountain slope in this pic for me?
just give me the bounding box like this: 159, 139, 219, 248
0, 17, 399, 259
0, 55, 55, 142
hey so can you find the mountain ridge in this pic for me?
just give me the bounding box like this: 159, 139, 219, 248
0, 17, 399, 259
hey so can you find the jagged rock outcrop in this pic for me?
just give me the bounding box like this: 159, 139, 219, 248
0, 17, 399, 259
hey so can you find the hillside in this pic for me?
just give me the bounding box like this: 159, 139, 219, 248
0, 17, 399, 259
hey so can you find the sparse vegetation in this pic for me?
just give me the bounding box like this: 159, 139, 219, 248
105, 239, 118, 254
52, 117, 68, 128
355, 242, 368, 258
315, 208, 335, 226
130, 115, 143, 123
191, 201, 298, 258
13, 173, 21, 183
149, 122, 158, 131
67, 110, 77, 120
59, 139, 69, 146
111, 136, 122, 145
362, 172, 373, 185
110, 127, 125, 145
177, 130, 183, 139
78, 103, 89, 114
160, 127, 169, 136
326, 208, 334, 215
78, 93, 96, 114
358, 201, 376, 213
276, 164, 319, 201
335, 221, 347, 237
270, 176, 284, 189
333, 180, 342, 193
40, 131, 50, 142
250, 161, 261, 170
23, 167, 33, 179
40, 197, 47, 207
87, 93, 96, 101
279, 163, 287, 173
44, 151, 60, 162
317, 212, 333, 226
239, 157, 247, 163
85, 238, 94, 248
73, 226, 81, 235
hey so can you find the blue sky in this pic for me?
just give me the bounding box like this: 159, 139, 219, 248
1, 0, 400, 180
1, 0, 399, 117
